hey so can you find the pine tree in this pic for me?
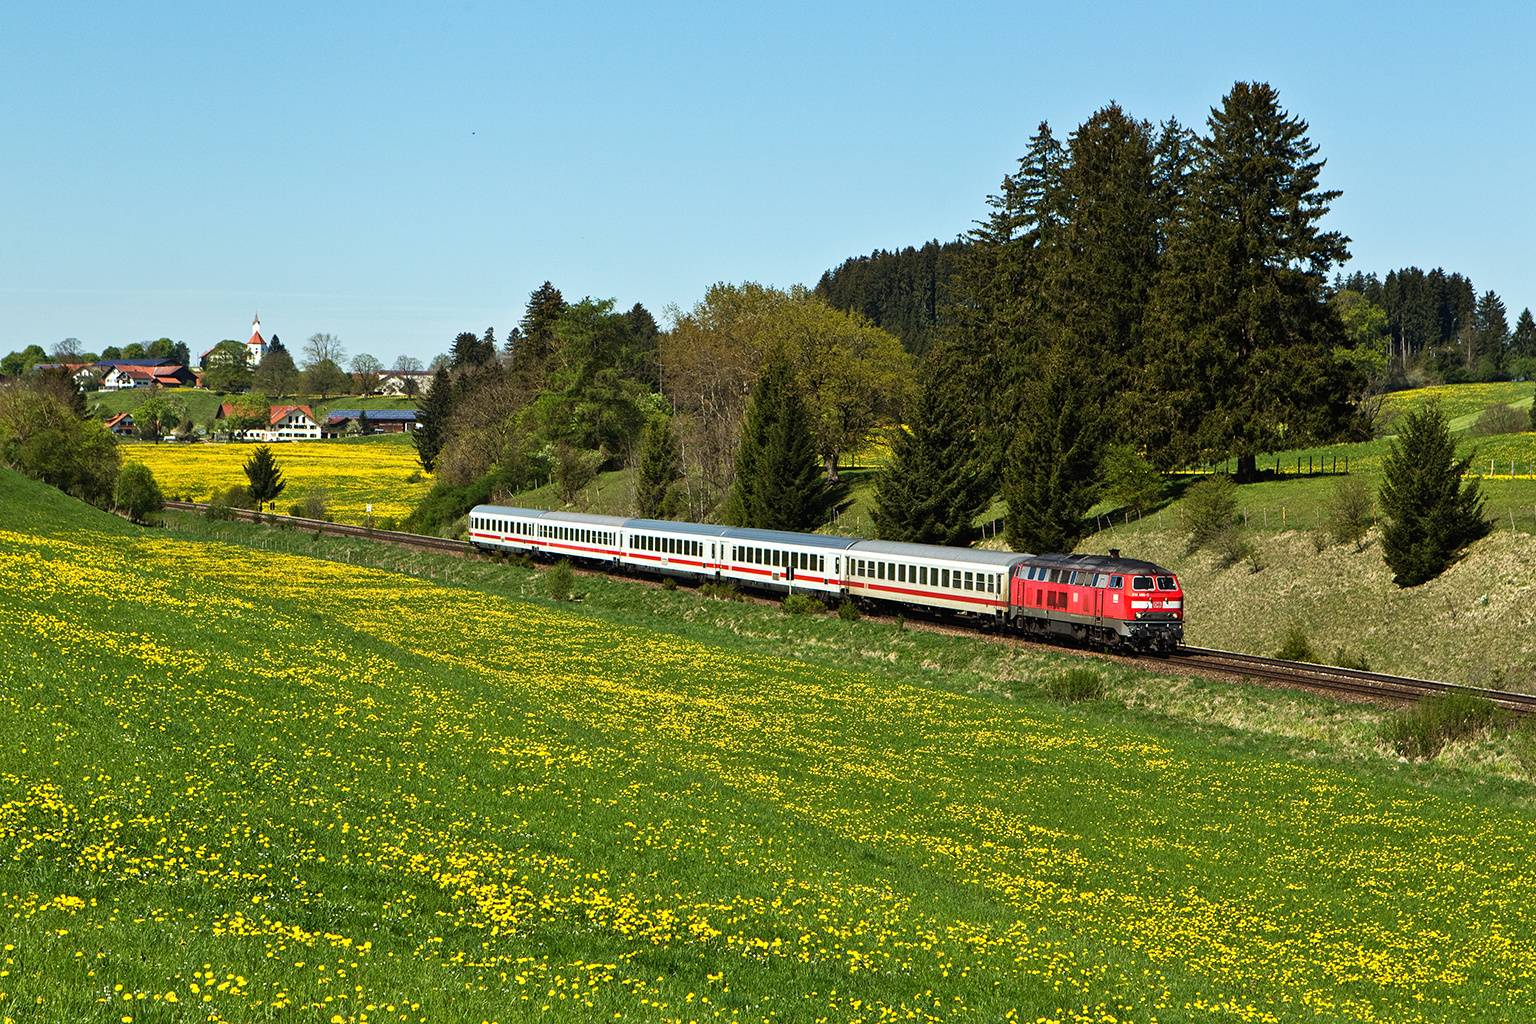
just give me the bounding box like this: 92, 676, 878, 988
243, 445, 287, 509
871, 348, 995, 545
515, 282, 568, 362
1378, 401, 1490, 587
1147, 82, 1359, 478
1001, 351, 1102, 552
722, 351, 827, 531
1511, 308, 1536, 359
451, 330, 495, 368
635, 417, 680, 518
411, 367, 453, 472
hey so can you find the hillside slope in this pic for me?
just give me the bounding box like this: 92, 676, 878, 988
6, 469, 1536, 1021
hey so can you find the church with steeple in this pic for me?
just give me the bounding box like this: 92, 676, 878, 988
247, 314, 268, 363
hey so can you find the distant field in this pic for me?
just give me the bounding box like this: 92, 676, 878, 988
124, 433, 429, 523
7, 468, 1536, 1021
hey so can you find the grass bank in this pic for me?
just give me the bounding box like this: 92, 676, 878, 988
8, 469, 1536, 1020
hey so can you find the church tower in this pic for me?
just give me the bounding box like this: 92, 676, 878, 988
247, 314, 268, 363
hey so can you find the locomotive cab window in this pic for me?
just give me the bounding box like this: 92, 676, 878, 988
1109, 575, 1123, 589
1132, 576, 1154, 591
1157, 576, 1178, 590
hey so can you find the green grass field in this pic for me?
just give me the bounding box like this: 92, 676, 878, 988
7, 468, 1536, 1022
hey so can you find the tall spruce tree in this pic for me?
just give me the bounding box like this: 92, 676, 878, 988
1001, 350, 1102, 552
1378, 401, 1489, 586
1511, 308, 1536, 359
411, 366, 453, 472
635, 417, 680, 518
1146, 82, 1359, 478
871, 348, 995, 546
722, 350, 827, 531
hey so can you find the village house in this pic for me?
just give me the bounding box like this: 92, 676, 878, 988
217, 403, 322, 442
103, 412, 136, 436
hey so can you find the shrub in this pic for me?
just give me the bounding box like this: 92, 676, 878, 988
1509, 717, 1536, 774
1274, 623, 1317, 663
700, 582, 744, 602
288, 503, 305, 518
837, 600, 861, 622
203, 497, 236, 522
1332, 647, 1370, 671
442, 514, 468, 540
1325, 476, 1375, 551
405, 470, 424, 484
1210, 524, 1254, 569
660, 576, 678, 591
782, 592, 820, 615
543, 559, 575, 601
1181, 476, 1238, 554
379, 516, 398, 532
299, 485, 330, 522
222, 483, 252, 510
115, 462, 163, 525
1042, 667, 1106, 702
1381, 690, 1502, 760
1469, 402, 1526, 436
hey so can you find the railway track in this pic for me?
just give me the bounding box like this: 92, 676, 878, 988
162, 501, 472, 556
161, 500, 1536, 714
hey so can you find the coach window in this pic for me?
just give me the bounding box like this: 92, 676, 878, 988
941, 568, 949, 588
963, 571, 972, 591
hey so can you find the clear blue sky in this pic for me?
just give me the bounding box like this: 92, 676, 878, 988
3, 1, 1532, 367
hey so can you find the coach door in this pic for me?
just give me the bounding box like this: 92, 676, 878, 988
1092, 576, 1105, 625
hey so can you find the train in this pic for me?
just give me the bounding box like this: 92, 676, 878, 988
467, 505, 1184, 653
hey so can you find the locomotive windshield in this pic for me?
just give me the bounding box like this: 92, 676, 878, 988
1132, 576, 1153, 591
1156, 576, 1178, 590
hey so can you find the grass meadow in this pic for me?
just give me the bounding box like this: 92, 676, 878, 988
123, 435, 431, 524
7, 469, 1536, 1022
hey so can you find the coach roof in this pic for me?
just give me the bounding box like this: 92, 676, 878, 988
849, 538, 1032, 566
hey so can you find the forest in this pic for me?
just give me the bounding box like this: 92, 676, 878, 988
403, 80, 1536, 555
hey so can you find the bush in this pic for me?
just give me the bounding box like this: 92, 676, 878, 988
1181, 476, 1239, 554
1332, 647, 1370, 671
543, 559, 575, 601
837, 600, 861, 622
379, 516, 398, 532
1469, 402, 1526, 436
1274, 623, 1317, 663
298, 485, 330, 522
1325, 476, 1375, 551
203, 497, 236, 522
660, 576, 678, 591
1210, 524, 1254, 570
782, 592, 821, 615
405, 470, 424, 484
442, 514, 468, 540
115, 462, 163, 525
1042, 667, 1106, 702
1381, 690, 1502, 760
222, 483, 252, 509
700, 582, 744, 602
